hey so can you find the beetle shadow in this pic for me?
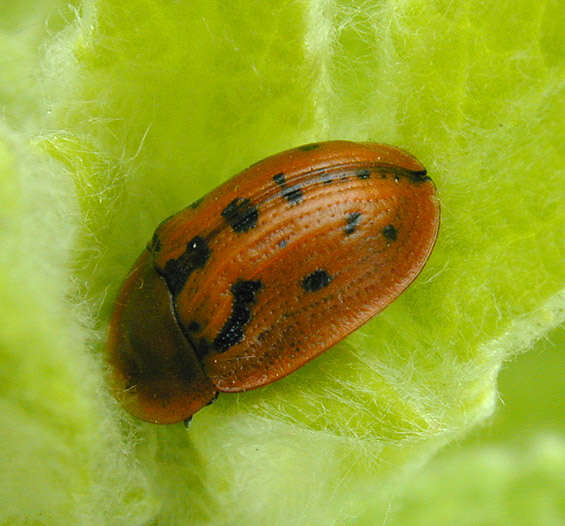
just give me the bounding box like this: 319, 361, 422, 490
131, 422, 216, 522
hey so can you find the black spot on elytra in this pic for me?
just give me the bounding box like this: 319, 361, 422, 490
162, 235, 210, 296
283, 186, 303, 204
357, 169, 371, 180
339, 172, 350, 181
190, 197, 204, 209
378, 166, 430, 184
278, 239, 287, 249
273, 170, 303, 204
213, 279, 262, 352
298, 143, 320, 151
321, 172, 333, 184
273, 172, 285, 185
221, 198, 258, 233
407, 170, 431, 183
302, 269, 332, 292
382, 224, 397, 241
344, 212, 361, 235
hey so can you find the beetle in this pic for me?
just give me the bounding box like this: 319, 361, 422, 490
106, 141, 440, 424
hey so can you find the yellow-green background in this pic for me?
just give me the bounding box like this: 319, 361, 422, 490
1, 1, 563, 524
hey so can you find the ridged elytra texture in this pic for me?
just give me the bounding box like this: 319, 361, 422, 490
107, 141, 440, 424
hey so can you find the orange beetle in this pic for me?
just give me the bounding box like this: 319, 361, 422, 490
107, 141, 440, 424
